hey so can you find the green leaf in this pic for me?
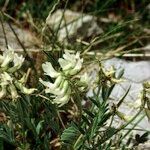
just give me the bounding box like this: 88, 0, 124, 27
82, 115, 91, 126
0, 137, 3, 150
89, 108, 103, 140
61, 123, 82, 149
99, 127, 117, 144
117, 86, 131, 108
89, 97, 100, 107
83, 109, 95, 118
0, 125, 16, 148
36, 120, 44, 135
102, 84, 115, 101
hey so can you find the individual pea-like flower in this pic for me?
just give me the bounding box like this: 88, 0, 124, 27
42, 62, 60, 78
79, 73, 90, 86
53, 87, 71, 107
58, 51, 83, 75
1, 46, 14, 68
40, 51, 87, 107
8, 53, 24, 73
0, 84, 7, 99
9, 84, 18, 100
14, 80, 36, 95
77, 73, 91, 91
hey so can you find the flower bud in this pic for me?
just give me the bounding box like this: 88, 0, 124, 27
9, 84, 19, 99
15, 81, 36, 95
0, 85, 7, 99
53, 88, 71, 107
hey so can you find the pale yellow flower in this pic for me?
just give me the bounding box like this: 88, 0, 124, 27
1, 46, 14, 68
42, 62, 60, 78
58, 51, 83, 75
0, 85, 7, 99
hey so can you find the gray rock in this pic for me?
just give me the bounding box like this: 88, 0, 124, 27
87, 58, 150, 136
44, 9, 103, 43
103, 58, 150, 82
0, 22, 40, 50
103, 58, 150, 128
135, 140, 150, 150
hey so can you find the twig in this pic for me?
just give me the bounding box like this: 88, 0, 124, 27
0, 11, 8, 48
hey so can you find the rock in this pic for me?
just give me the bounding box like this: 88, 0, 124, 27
87, 58, 150, 136
44, 9, 103, 43
0, 22, 40, 50
135, 140, 150, 150
103, 58, 150, 129
104, 58, 150, 82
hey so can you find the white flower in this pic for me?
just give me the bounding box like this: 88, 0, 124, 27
80, 73, 90, 85
49, 80, 69, 96
53, 88, 71, 107
0, 85, 7, 99
8, 53, 24, 73
14, 80, 36, 95
77, 73, 91, 91
0, 46, 36, 100
21, 86, 36, 95
58, 51, 83, 75
0, 72, 13, 86
59, 51, 77, 70
18, 74, 27, 84
1, 46, 14, 68
0, 72, 16, 99
9, 84, 19, 99
39, 75, 64, 93
42, 62, 60, 78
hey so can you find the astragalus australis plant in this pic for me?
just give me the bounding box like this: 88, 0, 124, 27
0, 49, 147, 150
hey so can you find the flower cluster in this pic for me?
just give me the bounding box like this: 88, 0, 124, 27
95, 66, 124, 88
0, 46, 24, 73
103, 66, 124, 84
40, 51, 89, 107
0, 46, 36, 100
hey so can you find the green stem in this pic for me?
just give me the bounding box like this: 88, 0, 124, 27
0, 138, 3, 150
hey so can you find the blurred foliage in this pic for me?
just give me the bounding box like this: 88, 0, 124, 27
0, 0, 149, 19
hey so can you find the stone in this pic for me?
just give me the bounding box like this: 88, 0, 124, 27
0, 22, 40, 50
87, 58, 150, 136
103, 58, 150, 129
135, 140, 150, 150
44, 9, 103, 43
103, 58, 150, 82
